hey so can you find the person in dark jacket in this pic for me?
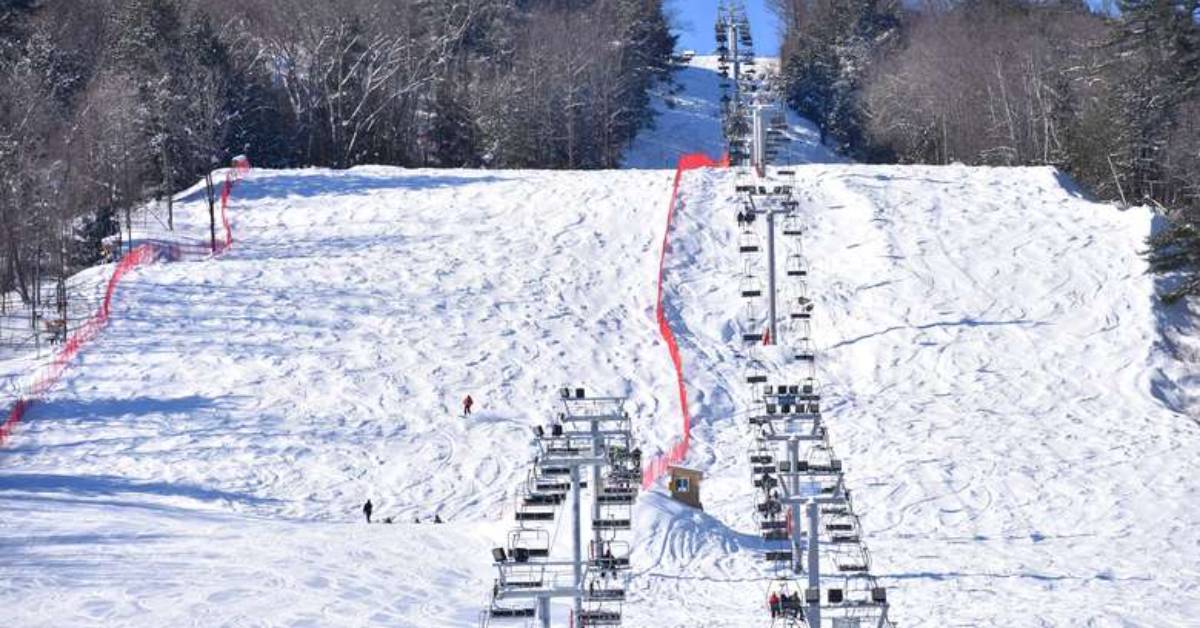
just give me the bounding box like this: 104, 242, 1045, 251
363, 499, 373, 523
463, 394, 474, 416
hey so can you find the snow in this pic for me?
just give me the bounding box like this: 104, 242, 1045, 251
623, 56, 838, 168
3, 55, 1199, 627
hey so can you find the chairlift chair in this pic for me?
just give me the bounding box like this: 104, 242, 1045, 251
794, 336, 816, 364
767, 580, 807, 623
740, 274, 764, 298
484, 602, 537, 622
576, 600, 622, 627
593, 501, 632, 530
785, 253, 807, 277
508, 527, 551, 559
745, 353, 769, 384
738, 230, 761, 253
782, 216, 803, 238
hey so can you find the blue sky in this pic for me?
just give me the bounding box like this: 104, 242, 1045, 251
669, 1, 782, 56
667, 1, 1114, 57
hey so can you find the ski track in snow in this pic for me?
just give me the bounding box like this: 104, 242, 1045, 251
2, 58, 1199, 627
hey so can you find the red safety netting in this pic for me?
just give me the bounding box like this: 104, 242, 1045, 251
642, 152, 728, 489
0, 158, 251, 446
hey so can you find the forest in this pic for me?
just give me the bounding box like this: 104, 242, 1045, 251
771, 0, 1200, 300
0, 0, 674, 314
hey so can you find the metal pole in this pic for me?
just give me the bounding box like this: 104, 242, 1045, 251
789, 438, 801, 575
539, 595, 551, 628
807, 499, 821, 628
591, 418, 602, 551
571, 465, 583, 622
767, 206, 778, 345
730, 23, 739, 105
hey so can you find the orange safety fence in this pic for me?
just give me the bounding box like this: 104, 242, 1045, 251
0, 157, 251, 446
642, 152, 728, 489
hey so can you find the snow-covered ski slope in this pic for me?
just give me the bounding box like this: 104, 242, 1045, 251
3, 57, 1199, 627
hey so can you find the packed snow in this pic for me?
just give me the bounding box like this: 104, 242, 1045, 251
3, 57, 1198, 627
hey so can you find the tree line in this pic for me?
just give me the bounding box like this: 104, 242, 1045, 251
771, 0, 1200, 301
0, 0, 674, 318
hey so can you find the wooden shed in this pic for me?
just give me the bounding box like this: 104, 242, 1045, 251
668, 466, 703, 510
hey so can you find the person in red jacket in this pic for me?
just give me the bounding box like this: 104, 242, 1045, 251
768, 591, 780, 618
462, 394, 474, 416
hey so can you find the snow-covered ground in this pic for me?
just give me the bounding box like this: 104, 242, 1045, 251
623, 56, 837, 168
3, 57, 1199, 627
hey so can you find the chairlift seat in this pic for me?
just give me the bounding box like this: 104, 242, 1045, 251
747, 374, 768, 384
515, 511, 554, 521
503, 580, 545, 589
764, 550, 793, 561
586, 588, 625, 601
743, 333, 764, 342
763, 530, 788, 541
761, 520, 786, 530
577, 610, 622, 626
525, 493, 563, 506
593, 518, 631, 530
590, 557, 631, 569
750, 455, 773, 464
742, 289, 763, 297
489, 607, 537, 618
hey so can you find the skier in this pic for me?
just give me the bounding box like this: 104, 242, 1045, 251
462, 394, 474, 416
362, 499, 373, 523
768, 591, 781, 618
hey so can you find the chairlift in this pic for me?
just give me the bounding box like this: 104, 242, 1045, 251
740, 274, 763, 298
783, 215, 803, 236
508, 527, 551, 559
785, 254, 807, 277
746, 360, 768, 384
485, 602, 537, 620
790, 293, 813, 320
738, 230, 761, 253
576, 600, 622, 627
588, 539, 631, 572
593, 501, 632, 530
766, 580, 806, 623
